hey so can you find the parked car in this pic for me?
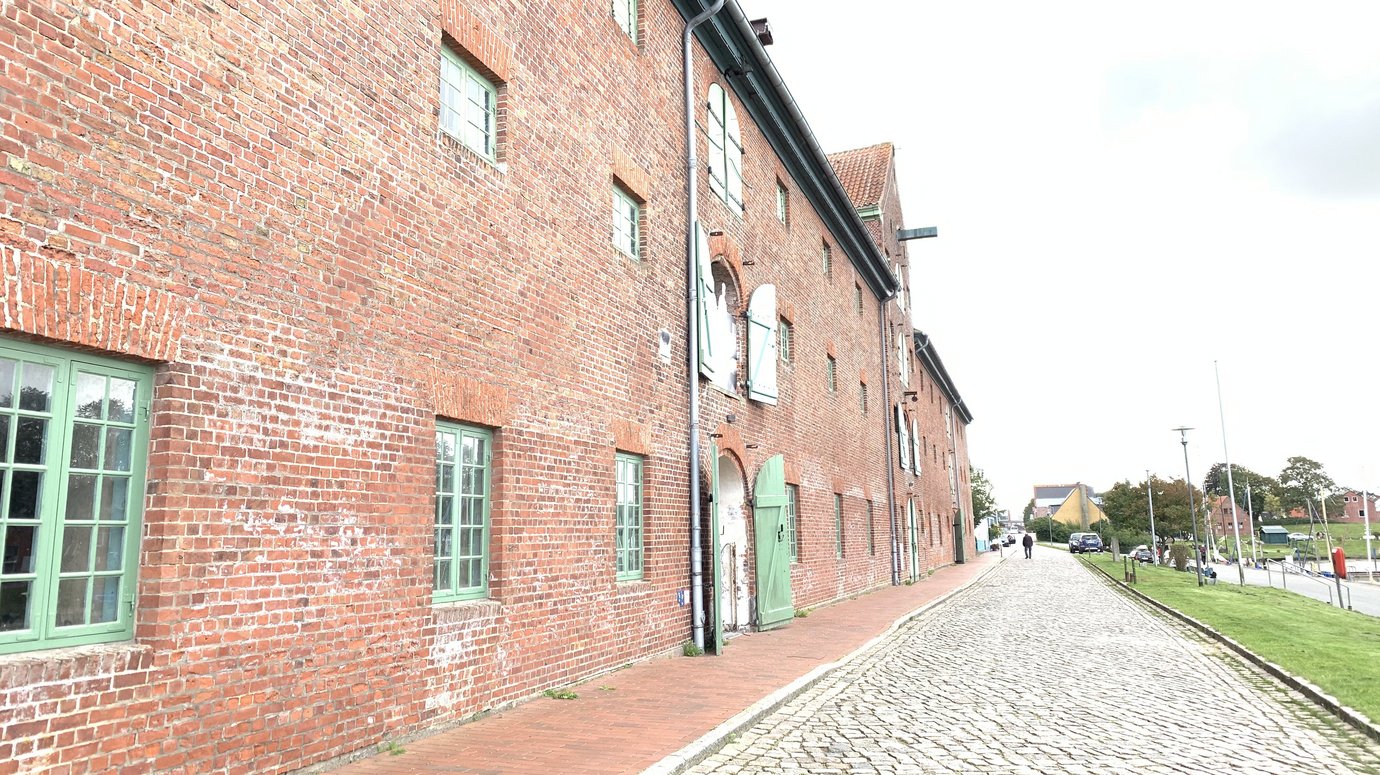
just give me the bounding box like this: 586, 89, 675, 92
1069, 533, 1104, 554
1130, 545, 1153, 563
1002, 534, 1016, 546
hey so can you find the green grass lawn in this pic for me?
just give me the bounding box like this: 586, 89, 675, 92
1082, 554, 1380, 723
1239, 521, 1378, 563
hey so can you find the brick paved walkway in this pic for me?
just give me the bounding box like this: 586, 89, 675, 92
326, 552, 1002, 775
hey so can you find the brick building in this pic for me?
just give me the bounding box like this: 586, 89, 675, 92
1208, 495, 1254, 537
0, 1, 966, 772
1339, 491, 1377, 524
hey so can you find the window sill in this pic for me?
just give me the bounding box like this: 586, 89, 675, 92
431, 597, 504, 624
0, 640, 151, 681
439, 132, 507, 176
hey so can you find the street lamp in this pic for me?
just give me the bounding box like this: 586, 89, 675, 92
1174, 427, 1206, 587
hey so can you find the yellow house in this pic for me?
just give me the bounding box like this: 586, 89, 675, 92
1050, 486, 1107, 531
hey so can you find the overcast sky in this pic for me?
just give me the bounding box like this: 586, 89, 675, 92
743, 0, 1380, 514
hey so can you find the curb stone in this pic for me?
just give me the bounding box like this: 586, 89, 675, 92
641, 555, 1010, 775
1083, 558, 1380, 745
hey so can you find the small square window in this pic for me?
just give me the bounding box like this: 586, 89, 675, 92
779, 320, 792, 364
440, 47, 498, 159
826, 356, 837, 393
776, 182, 788, 223
612, 0, 638, 43
612, 186, 640, 259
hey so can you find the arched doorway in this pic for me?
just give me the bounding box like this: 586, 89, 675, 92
713, 452, 748, 644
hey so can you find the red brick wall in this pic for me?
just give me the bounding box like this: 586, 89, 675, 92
0, 1, 908, 772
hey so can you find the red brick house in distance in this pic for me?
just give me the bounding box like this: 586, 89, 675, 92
0, 1, 974, 773
1208, 495, 1254, 537
1339, 491, 1378, 523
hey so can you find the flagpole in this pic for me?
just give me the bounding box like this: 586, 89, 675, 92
1364, 488, 1374, 576
1146, 469, 1158, 565
1245, 480, 1258, 565
1215, 361, 1245, 585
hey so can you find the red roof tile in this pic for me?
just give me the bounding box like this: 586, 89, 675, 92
827, 143, 893, 209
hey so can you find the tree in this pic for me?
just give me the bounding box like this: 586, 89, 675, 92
1277, 456, 1342, 516
969, 466, 997, 524
1022, 499, 1034, 521
1202, 463, 1277, 517
1100, 475, 1204, 540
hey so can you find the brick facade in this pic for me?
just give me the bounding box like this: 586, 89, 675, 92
0, 1, 954, 773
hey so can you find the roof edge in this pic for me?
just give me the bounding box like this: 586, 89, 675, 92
674, 1, 898, 299
913, 330, 974, 423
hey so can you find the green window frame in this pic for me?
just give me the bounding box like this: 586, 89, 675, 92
615, 453, 644, 581
612, 185, 640, 259
611, 0, 637, 42
1, 339, 152, 655
834, 493, 844, 558
779, 320, 792, 364
826, 356, 837, 393
786, 483, 799, 562
440, 46, 497, 159
434, 422, 492, 602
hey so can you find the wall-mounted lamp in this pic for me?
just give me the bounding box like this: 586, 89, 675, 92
709, 433, 724, 439
741, 260, 755, 266
745, 443, 760, 450
710, 229, 725, 237
726, 413, 737, 424
903, 391, 919, 402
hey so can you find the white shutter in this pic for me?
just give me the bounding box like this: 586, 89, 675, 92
706, 85, 726, 201
695, 223, 717, 381
725, 100, 744, 214
745, 284, 779, 405
911, 418, 922, 475
897, 330, 910, 387
896, 404, 910, 471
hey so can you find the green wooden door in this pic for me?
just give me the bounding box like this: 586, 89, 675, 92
753, 455, 792, 629
908, 501, 920, 581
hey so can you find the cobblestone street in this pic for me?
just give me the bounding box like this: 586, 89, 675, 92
688, 548, 1380, 774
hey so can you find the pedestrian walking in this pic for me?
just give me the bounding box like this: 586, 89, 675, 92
1022, 532, 1034, 559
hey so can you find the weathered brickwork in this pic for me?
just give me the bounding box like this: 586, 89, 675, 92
0, 1, 927, 773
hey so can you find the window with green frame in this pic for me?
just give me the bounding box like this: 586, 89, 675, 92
439, 46, 498, 159
779, 320, 792, 364
786, 483, 799, 562
0, 339, 152, 655
612, 185, 640, 259
615, 453, 643, 580
833, 493, 844, 558
611, 0, 638, 42
434, 422, 491, 602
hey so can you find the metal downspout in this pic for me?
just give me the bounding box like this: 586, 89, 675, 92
879, 307, 901, 585
685, 0, 725, 653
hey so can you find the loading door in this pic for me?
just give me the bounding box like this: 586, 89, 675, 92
753, 455, 792, 629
